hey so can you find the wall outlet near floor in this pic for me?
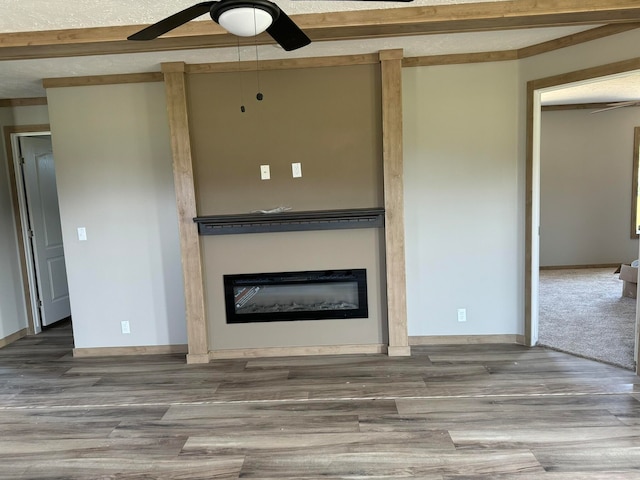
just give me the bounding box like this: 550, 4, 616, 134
260, 164, 270, 180
121, 320, 131, 334
457, 308, 467, 322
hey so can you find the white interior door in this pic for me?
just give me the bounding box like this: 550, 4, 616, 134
20, 136, 71, 326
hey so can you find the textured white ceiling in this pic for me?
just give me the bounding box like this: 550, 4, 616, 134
0, 26, 597, 99
0, 0, 506, 32
0, 0, 638, 103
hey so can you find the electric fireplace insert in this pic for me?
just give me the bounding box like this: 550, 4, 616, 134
223, 269, 368, 323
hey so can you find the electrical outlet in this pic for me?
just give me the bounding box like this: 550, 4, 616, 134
457, 308, 467, 322
77, 227, 87, 241
260, 164, 270, 180
292, 162, 302, 178
121, 321, 130, 334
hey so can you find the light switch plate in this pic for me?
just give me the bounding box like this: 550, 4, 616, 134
292, 162, 302, 178
260, 165, 270, 180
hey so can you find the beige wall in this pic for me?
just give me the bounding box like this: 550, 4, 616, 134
540, 108, 640, 267
188, 63, 386, 351
402, 30, 640, 340
0, 105, 49, 341
403, 60, 521, 337
46, 83, 187, 349
519, 30, 640, 84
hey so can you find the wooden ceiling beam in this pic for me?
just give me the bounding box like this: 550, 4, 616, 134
1, 0, 640, 60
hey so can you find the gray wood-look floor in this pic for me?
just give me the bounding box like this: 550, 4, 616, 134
1, 321, 640, 479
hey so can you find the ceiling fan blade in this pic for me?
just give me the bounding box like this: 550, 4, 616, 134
292, 0, 414, 2
128, 2, 215, 40
591, 101, 640, 114
608, 100, 640, 108
266, 9, 311, 51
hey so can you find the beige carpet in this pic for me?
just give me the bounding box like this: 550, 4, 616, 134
538, 267, 636, 370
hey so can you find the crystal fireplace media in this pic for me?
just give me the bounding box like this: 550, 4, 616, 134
223, 269, 368, 323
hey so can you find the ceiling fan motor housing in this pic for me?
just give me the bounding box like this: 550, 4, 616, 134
210, 0, 280, 36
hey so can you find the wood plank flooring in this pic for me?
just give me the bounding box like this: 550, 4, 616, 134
1, 321, 639, 479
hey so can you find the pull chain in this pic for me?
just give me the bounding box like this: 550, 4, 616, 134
237, 38, 246, 113
254, 9, 263, 102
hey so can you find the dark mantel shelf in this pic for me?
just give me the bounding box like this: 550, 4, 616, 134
194, 208, 385, 236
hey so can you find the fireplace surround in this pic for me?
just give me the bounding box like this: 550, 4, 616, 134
223, 269, 368, 323
161, 54, 409, 362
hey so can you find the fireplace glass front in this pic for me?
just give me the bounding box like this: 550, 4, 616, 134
223, 269, 368, 323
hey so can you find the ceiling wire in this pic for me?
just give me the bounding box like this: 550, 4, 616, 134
236, 37, 246, 113
254, 8, 263, 102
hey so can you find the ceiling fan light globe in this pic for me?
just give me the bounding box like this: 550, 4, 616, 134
218, 7, 273, 37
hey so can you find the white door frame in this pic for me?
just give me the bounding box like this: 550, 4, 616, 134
9, 130, 53, 335
526, 62, 640, 375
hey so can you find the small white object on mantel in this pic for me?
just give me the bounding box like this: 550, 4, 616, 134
250, 206, 292, 214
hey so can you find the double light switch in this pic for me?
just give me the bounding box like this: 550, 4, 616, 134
260, 163, 303, 180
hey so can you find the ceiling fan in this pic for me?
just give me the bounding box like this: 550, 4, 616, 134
591, 100, 640, 114
128, 0, 413, 51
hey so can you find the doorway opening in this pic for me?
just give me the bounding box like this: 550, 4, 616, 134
526, 61, 640, 374
4, 125, 71, 336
